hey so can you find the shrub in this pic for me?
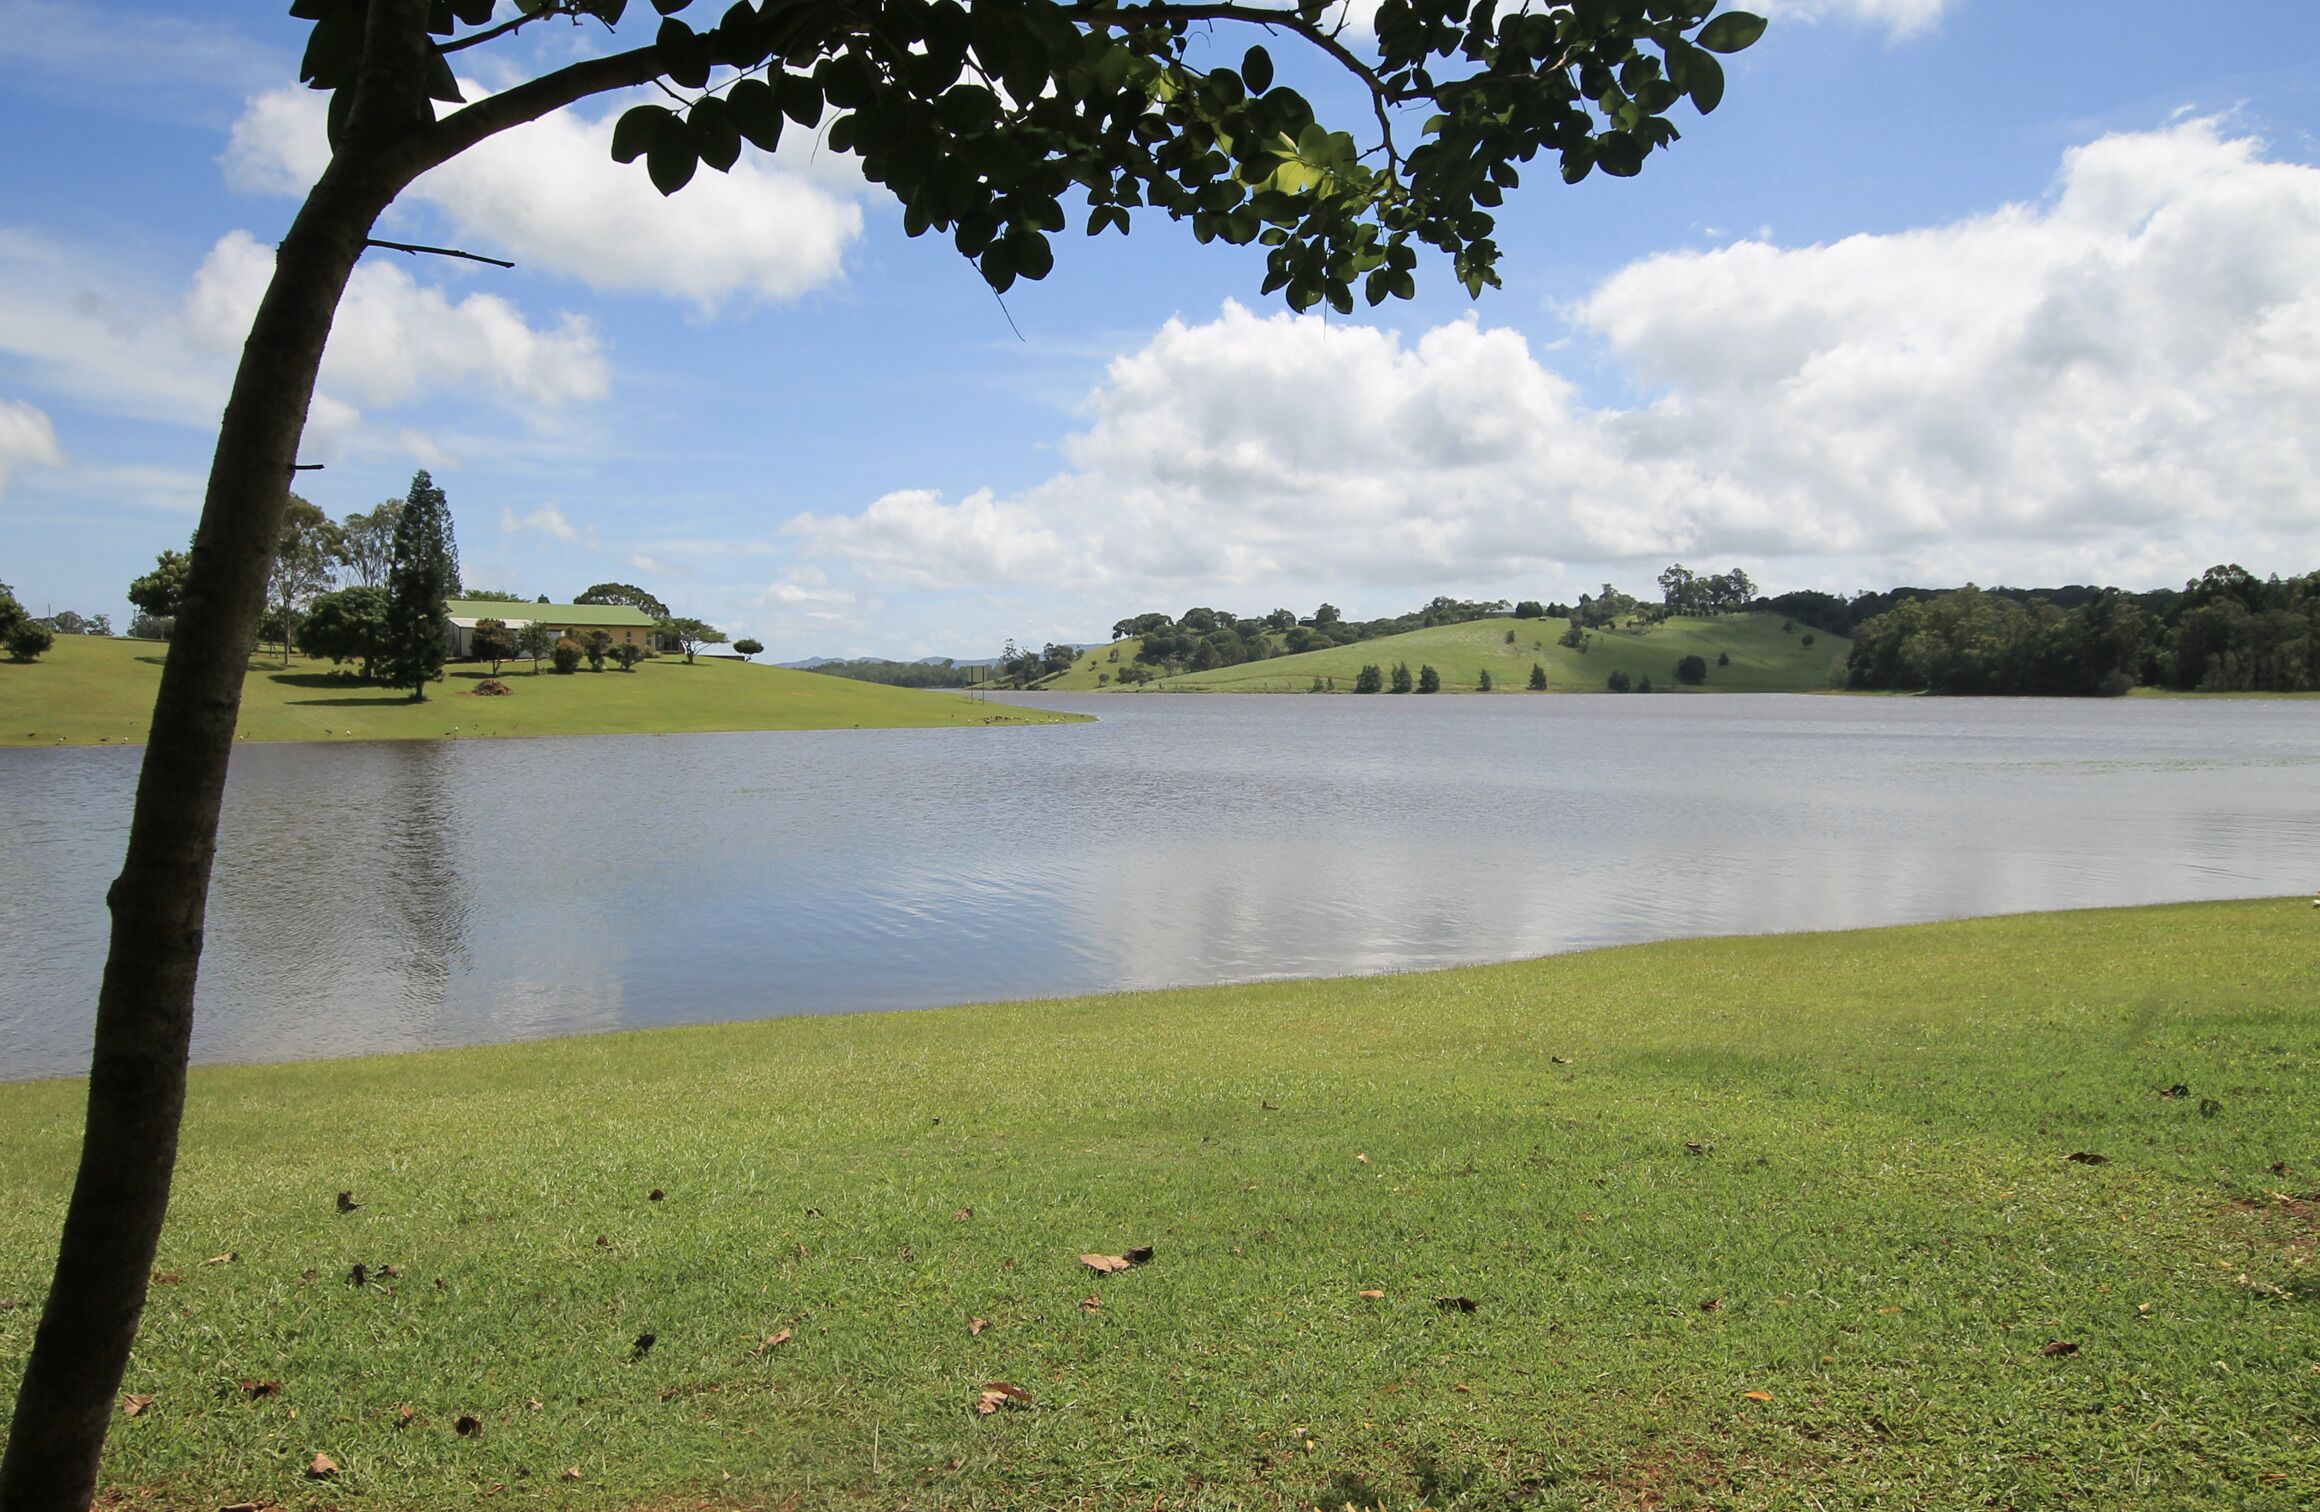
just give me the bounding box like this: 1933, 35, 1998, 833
1504, 629, 1516, 644
551, 636, 583, 674
1801, 633, 1816, 647
581, 630, 612, 671
1354, 663, 1384, 694
1528, 663, 1548, 691
611, 643, 643, 672
8, 623, 57, 662
1606, 669, 1632, 693
1716, 651, 1729, 667
1477, 669, 1493, 692
1390, 662, 1414, 694
1417, 664, 1441, 693
1638, 675, 1654, 693
732, 638, 764, 658
1675, 654, 1708, 685
2098, 669, 2136, 697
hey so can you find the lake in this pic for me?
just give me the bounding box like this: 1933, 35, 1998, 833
2, 692, 2315, 1081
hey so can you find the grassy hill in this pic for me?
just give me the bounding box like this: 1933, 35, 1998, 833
1, 899, 2310, 1508
1047, 613, 1847, 693
0, 637, 1082, 747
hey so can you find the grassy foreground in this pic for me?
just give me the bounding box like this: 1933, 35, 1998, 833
2, 900, 2315, 1509
0, 637, 1079, 746
1047, 613, 1847, 694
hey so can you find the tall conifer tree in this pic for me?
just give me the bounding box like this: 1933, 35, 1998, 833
380, 469, 458, 700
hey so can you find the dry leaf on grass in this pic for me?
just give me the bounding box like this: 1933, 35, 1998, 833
455, 1413, 483, 1436
1742, 1391, 1774, 1403
1700, 1298, 1722, 1312
307, 1453, 339, 1479
348, 1263, 368, 1287
240, 1380, 281, 1400
649, 1188, 665, 1202
2041, 1340, 2080, 1357
203, 1251, 238, 1266
1080, 1293, 1102, 1313
749, 1329, 793, 1356
2065, 1151, 2110, 1165
954, 1207, 974, 1221
630, 1332, 657, 1360
1551, 1055, 1575, 1066
1124, 1244, 1155, 1265
120, 1394, 154, 1417
149, 1272, 180, 1286
395, 1404, 415, 1427
967, 1316, 989, 1336
1081, 1253, 1133, 1274
1434, 1296, 1479, 1313
1358, 1289, 1386, 1300
336, 1191, 359, 1213
1355, 1153, 1370, 1165
561, 1466, 582, 1482
974, 1382, 1033, 1415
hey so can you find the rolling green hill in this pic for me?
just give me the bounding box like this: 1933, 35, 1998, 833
0, 636, 1082, 747
1047, 613, 1847, 693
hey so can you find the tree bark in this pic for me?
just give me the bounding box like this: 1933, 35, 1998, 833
0, 8, 437, 1507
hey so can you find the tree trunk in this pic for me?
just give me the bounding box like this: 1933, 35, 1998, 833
0, 9, 434, 1507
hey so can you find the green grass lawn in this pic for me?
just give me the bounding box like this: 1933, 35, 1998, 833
2, 900, 2312, 1509
0, 636, 1082, 746
1048, 614, 1848, 694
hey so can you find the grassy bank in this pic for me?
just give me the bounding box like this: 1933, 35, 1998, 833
1, 900, 2312, 1507
1047, 613, 1848, 694
0, 636, 1081, 746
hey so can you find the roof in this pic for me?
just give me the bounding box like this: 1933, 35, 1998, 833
446, 600, 660, 628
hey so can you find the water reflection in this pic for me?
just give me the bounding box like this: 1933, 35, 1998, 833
2, 694, 2316, 1080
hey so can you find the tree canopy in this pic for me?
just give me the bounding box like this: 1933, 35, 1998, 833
576, 581, 671, 617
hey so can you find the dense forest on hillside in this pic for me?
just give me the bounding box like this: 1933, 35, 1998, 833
796, 657, 982, 688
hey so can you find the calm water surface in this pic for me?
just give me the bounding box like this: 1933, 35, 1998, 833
2, 693, 2315, 1079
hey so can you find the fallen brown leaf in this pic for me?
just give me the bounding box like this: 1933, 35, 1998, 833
2270, 1161, 2290, 1176
1355, 1153, 1370, 1164
975, 1381, 1033, 1417
954, 1207, 974, 1221
1358, 1289, 1386, 1300
203, 1251, 238, 1266
527, 1398, 542, 1412
630, 1332, 656, 1360
2041, 1340, 2080, 1357
594, 1235, 609, 1247
240, 1379, 280, 1400
1434, 1296, 1479, 1313
0, 1299, 20, 1310
1742, 1391, 1773, 1403
308, 1453, 339, 1479
455, 1413, 483, 1436
348, 1262, 368, 1287
149, 1272, 180, 1286
376, 1263, 401, 1279
121, 1394, 154, 1417
1123, 1244, 1155, 1266
649, 1188, 665, 1202
1080, 1293, 1102, 1313
749, 1329, 793, 1356
298, 1270, 318, 1283
967, 1316, 989, 1336
2065, 1152, 2110, 1165
1551, 1055, 1575, 1066
1700, 1298, 1722, 1312
395, 1404, 416, 1427
1081, 1253, 1132, 1274
1451, 1383, 1471, 1393
561, 1466, 582, 1482
336, 1191, 359, 1213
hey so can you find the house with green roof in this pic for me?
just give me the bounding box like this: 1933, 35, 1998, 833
446, 600, 666, 659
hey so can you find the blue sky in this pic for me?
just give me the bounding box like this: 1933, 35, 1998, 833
4, 0, 2320, 659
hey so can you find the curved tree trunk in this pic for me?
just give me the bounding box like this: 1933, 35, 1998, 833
0, 8, 435, 1507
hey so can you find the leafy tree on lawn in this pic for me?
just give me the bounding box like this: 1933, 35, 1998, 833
0, 581, 23, 645
659, 616, 726, 665
612, 642, 643, 671
1529, 662, 1548, 691
1354, 663, 1384, 694
0, 2, 1769, 1504
581, 628, 613, 671
1607, 669, 1632, 692
576, 581, 671, 618
267, 494, 344, 664
127, 546, 193, 621
1391, 662, 1415, 694
1675, 653, 1707, 685
1514, 600, 1545, 619
471, 617, 517, 674
516, 619, 557, 673
298, 586, 390, 679
1315, 604, 1343, 625
7, 621, 54, 662
380, 470, 459, 701
1477, 669, 1492, 691
337, 499, 402, 586
551, 636, 585, 673
43, 611, 112, 636
732, 637, 764, 658
1417, 663, 1441, 693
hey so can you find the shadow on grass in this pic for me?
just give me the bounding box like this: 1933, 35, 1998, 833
285, 695, 411, 708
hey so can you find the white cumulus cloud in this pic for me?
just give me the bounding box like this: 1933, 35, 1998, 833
226, 85, 865, 311
0, 397, 63, 494
1755, 0, 1953, 38
501, 502, 580, 542
784, 121, 2320, 611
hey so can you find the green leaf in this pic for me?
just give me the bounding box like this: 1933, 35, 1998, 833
646, 133, 698, 195
1242, 45, 1273, 95
689, 96, 741, 172
778, 71, 823, 127
611, 104, 673, 164
725, 78, 784, 151
657, 18, 711, 89
1687, 50, 1725, 113
1696, 11, 1768, 54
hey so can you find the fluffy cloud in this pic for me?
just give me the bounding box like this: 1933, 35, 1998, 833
501, 503, 580, 542
226, 85, 863, 311
0, 398, 62, 494
1755, 0, 1953, 37
785, 122, 2320, 610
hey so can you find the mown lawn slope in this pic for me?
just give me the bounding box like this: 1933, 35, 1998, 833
0, 636, 1081, 746
2, 899, 2311, 1509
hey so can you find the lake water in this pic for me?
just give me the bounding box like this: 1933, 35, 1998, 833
2, 693, 2315, 1081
